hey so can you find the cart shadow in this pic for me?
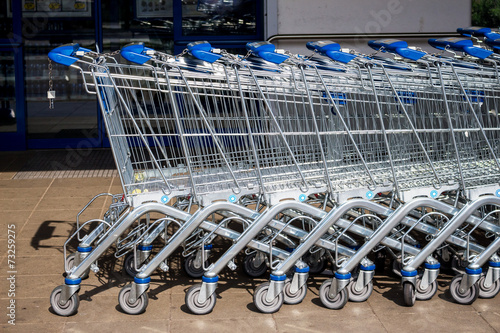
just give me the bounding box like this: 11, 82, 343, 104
31, 220, 76, 251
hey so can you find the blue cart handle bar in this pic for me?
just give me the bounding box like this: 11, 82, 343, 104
457, 26, 498, 38
428, 37, 493, 59
186, 41, 223, 63
48, 43, 92, 66
246, 41, 289, 64
306, 40, 357, 64
120, 42, 156, 65
368, 39, 426, 61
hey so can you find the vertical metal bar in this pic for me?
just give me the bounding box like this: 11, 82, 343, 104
246, 66, 309, 191
366, 65, 400, 195
90, 68, 130, 201
449, 63, 500, 173
380, 65, 441, 187
298, 65, 334, 195
229, 65, 266, 196
435, 62, 467, 192
313, 66, 378, 189
95, 66, 174, 194
162, 66, 199, 201
175, 67, 242, 194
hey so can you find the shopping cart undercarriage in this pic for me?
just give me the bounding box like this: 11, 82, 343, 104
47, 33, 500, 316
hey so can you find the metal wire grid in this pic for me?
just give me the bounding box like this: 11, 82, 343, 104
79, 51, 500, 205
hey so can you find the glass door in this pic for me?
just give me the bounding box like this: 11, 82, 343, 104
21, 0, 100, 149
0, 1, 25, 150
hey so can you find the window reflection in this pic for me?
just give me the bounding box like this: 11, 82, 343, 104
0, 1, 13, 36
182, 0, 256, 36
22, 5, 97, 139
0, 52, 16, 132
102, 0, 174, 54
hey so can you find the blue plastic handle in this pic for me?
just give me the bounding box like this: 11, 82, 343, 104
485, 33, 500, 50
245, 41, 289, 64
121, 43, 156, 65
48, 43, 91, 66
186, 41, 223, 63
306, 40, 341, 53
368, 39, 426, 61
428, 37, 493, 59
457, 26, 492, 37
306, 41, 357, 64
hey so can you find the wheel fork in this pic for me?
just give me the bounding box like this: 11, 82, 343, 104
197, 276, 219, 303
459, 267, 482, 294
128, 277, 151, 304
59, 283, 80, 306
483, 265, 500, 288
328, 272, 351, 298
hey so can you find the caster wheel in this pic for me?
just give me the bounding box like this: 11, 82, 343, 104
302, 251, 326, 274
118, 284, 149, 315
415, 279, 438, 301
66, 253, 89, 279
50, 285, 79, 316
185, 283, 216, 315
243, 252, 268, 278
319, 279, 348, 310
403, 282, 416, 306
253, 282, 284, 313
283, 279, 307, 305
184, 255, 209, 278
66, 253, 76, 269
449, 275, 479, 305
478, 276, 500, 299
348, 279, 373, 302
124, 253, 140, 277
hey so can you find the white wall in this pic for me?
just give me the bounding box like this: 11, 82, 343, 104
266, 0, 471, 54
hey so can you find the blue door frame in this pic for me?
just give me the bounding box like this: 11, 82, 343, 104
2, 0, 263, 151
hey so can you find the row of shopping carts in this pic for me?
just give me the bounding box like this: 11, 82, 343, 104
48, 26, 500, 316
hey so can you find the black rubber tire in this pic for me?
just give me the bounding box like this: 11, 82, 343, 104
243, 252, 268, 278
118, 284, 149, 315
302, 251, 326, 274
319, 279, 349, 310
124, 253, 140, 277
50, 285, 79, 317
184, 255, 208, 279
253, 282, 284, 313
185, 283, 217, 315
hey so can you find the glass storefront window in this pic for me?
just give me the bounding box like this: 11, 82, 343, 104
102, 0, 174, 55
22, 1, 97, 140
0, 0, 263, 150
182, 0, 256, 36
0, 52, 16, 132
0, 1, 13, 37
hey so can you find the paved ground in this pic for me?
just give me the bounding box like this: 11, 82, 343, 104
2, 150, 500, 332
